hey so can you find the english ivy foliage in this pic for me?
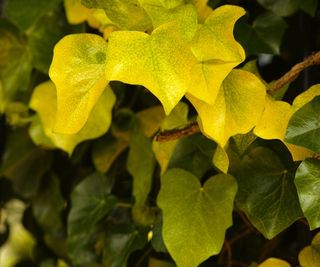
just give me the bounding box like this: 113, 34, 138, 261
1, 0, 320, 267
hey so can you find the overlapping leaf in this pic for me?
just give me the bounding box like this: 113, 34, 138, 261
299, 232, 320, 267
29, 81, 115, 155
158, 168, 237, 267
49, 33, 108, 134
105, 22, 196, 114
188, 5, 246, 104
188, 69, 266, 147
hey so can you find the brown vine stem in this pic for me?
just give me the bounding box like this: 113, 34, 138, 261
155, 51, 320, 142
268, 51, 320, 93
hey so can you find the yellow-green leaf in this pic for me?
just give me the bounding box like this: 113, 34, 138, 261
258, 258, 291, 267
192, 0, 212, 22
140, 1, 198, 41
136, 106, 165, 137
49, 33, 108, 134
299, 232, 320, 267
188, 5, 245, 104
105, 22, 197, 115
29, 81, 115, 155
188, 69, 266, 147
64, 0, 94, 25
212, 145, 229, 173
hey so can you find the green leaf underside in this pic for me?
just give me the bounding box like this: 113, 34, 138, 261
234, 147, 303, 239
286, 95, 320, 153
295, 159, 320, 230
158, 168, 237, 267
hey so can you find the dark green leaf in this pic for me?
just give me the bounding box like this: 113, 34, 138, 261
285, 95, 320, 153
32, 175, 64, 233
235, 12, 287, 55
168, 134, 215, 177
3, 0, 62, 31
295, 158, 320, 230
68, 172, 117, 235
257, 0, 301, 17
234, 146, 303, 239
103, 224, 148, 267
0, 129, 52, 198
0, 19, 32, 106
157, 168, 237, 267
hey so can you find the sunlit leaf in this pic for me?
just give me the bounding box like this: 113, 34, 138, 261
188, 5, 245, 104
158, 168, 237, 267
49, 33, 108, 134
258, 258, 291, 267
29, 81, 115, 155
106, 23, 196, 114
212, 145, 229, 173
188, 69, 266, 147
299, 232, 320, 267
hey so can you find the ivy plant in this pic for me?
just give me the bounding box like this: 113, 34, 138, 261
1, 0, 320, 266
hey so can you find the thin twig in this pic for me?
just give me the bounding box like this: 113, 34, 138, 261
268, 51, 320, 93
155, 51, 320, 142
155, 121, 200, 142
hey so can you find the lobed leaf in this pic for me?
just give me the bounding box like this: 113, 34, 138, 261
188, 69, 266, 147
49, 33, 108, 134
158, 168, 237, 267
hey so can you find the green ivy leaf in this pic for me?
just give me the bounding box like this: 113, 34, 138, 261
32, 175, 64, 233
0, 19, 32, 106
295, 159, 320, 230
168, 134, 215, 177
29, 81, 115, 155
49, 33, 108, 134
103, 224, 148, 267
257, 0, 301, 17
235, 12, 287, 55
105, 22, 196, 115
28, 10, 74, 73
0, 129, 52, 199
157, 168, 237, 267
149, 257, 176, 267
68, 172, 117, 236
3, 0, 62, 31
127, 131, 156, 225
286, 95, 320, 153
234, 146, 303, 239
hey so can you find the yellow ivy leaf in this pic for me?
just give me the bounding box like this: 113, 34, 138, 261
299, 232, 320, 267
91, 9, 118, 39
254, 85, 320, 161
254, 95, 292, 140
139, 1, 198, 41
188, 5, 246, 104
152, 102, 189, 174
188, 69, 266, 147
212, 145, 229, 173
105, 22, 196, 114
29, 81, 115, 155
49, 33, 108, 134
64, 0, 100, 28
192, 0, 213, 22
258, 258, 291, 267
